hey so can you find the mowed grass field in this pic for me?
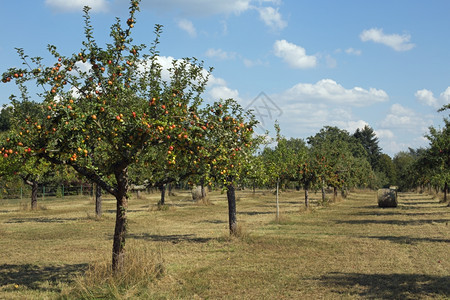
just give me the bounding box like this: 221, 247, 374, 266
0, 188, 448, 299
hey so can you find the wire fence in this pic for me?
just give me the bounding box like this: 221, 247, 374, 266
0, 184, 96, 200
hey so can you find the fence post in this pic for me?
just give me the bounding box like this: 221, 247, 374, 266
20, 187, 23, 200
62, 185, 64, 198
80, 185, 83, 196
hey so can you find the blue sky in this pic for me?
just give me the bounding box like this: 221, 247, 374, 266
1, 0, 449, 156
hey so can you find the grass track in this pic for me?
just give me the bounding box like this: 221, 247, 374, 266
0, 190, 448, 299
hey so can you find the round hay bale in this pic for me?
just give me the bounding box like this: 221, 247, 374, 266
377, 188, 398, 208
191, 185, 208, 201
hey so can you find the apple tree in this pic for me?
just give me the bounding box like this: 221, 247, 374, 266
0, 100, 55, 209
1, 0, 215, 272
201, 99, 257, 235
422, 119, 450, 202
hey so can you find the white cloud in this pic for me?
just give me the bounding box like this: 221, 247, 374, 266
415, 87, 450, 109
207, 74, 227, 87
341, 120, 369, 133
247, 80, 388, 147
257, 0, 282, 4
345, 48, 362, 55
415, 89, 439, 108
147, 56, 176, 82
74, 61, 92, 73
440, 87, 450, 104
177, 19, 197, 37
380, 135, 429, 157
209, 85, 240, 100
375, 129, 395, 140
390, 103, 414, 116
360, 28, 415, 51
140, 0, 251, 16
281, 79, 388, 106
381, 140, 409, 156
273, 40, 317, 69
375, 104, 441, 155
257, 6, 287, 31
205, 48, 236, 60
45, 0, 109, 12
135, 1, 287, 32
379, 104, 425, 130
274, 102, 329, 132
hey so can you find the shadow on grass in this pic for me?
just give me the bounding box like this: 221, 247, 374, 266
402, 200, 437, 205
360, 235, 449, 245
354, 209, 400, 216
399, 205, 445, 210
320, 272, 450, 299
105, 209, 145, 214
128, 233, 212, 244
198, 219, 227, 224
354, 210, 449, 219
239, 211, 274, 216
0, 263, 87, 291
336, 219, 449, 226
5, 217, 79, 224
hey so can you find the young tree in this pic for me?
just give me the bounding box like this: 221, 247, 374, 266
260, 125, 299, 218
1, 0, 217, 272
239, 152, 267, 194
202, 99, 257, 235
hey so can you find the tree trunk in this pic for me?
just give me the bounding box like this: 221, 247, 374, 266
305, 186, 309, 208
200, 183, 206, 199
168, 182, 174, 196
321, 179, 326, 204
226, 182, 237, 235
198, 178, 207, 202
444, 182, 448, 204
276, 179, 279, 222
31, 181, 38, 210
333, 186, 337, 202
95, 184, 102, 218
112, 167, 129, 273
158, 184, 166, 205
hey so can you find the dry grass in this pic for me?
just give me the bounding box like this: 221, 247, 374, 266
0, 189, 448, 299
63, 241, 164, 299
